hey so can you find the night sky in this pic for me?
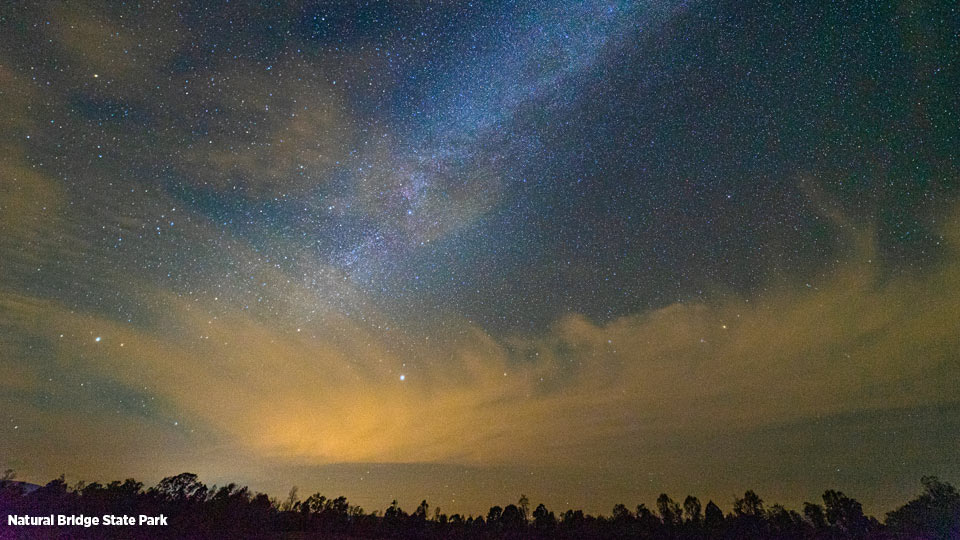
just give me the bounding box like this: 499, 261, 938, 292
1, 0, 958, 516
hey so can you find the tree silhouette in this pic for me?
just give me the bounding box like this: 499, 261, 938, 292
561, 508, 585, 528
612, 502, 632, 522
822, 489, 870, 536
657, 493, 683, 527
733, 489, 764, 517
803, 501, 828, 530
30, 475, 72, 511
280, 486, 298, 512
768, 503, 805, 536
151, 472, 207, 503
886, 476, 960, 540
486, 504, 503, 523
518, 493, 530, 522
683, 495, 702, 524
413, 499, 429, 521
704, 500, 724, 528
0, 469, 956, 539
532, 502, 557, 531
499, 504, 524, 529
636, 502, 662, 532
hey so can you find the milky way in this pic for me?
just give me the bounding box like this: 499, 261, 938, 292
0, 0, 957, 515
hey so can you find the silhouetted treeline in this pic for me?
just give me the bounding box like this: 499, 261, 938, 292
1, 469, 958, 539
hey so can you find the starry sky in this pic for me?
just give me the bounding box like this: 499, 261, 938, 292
1, 0, 958, 516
